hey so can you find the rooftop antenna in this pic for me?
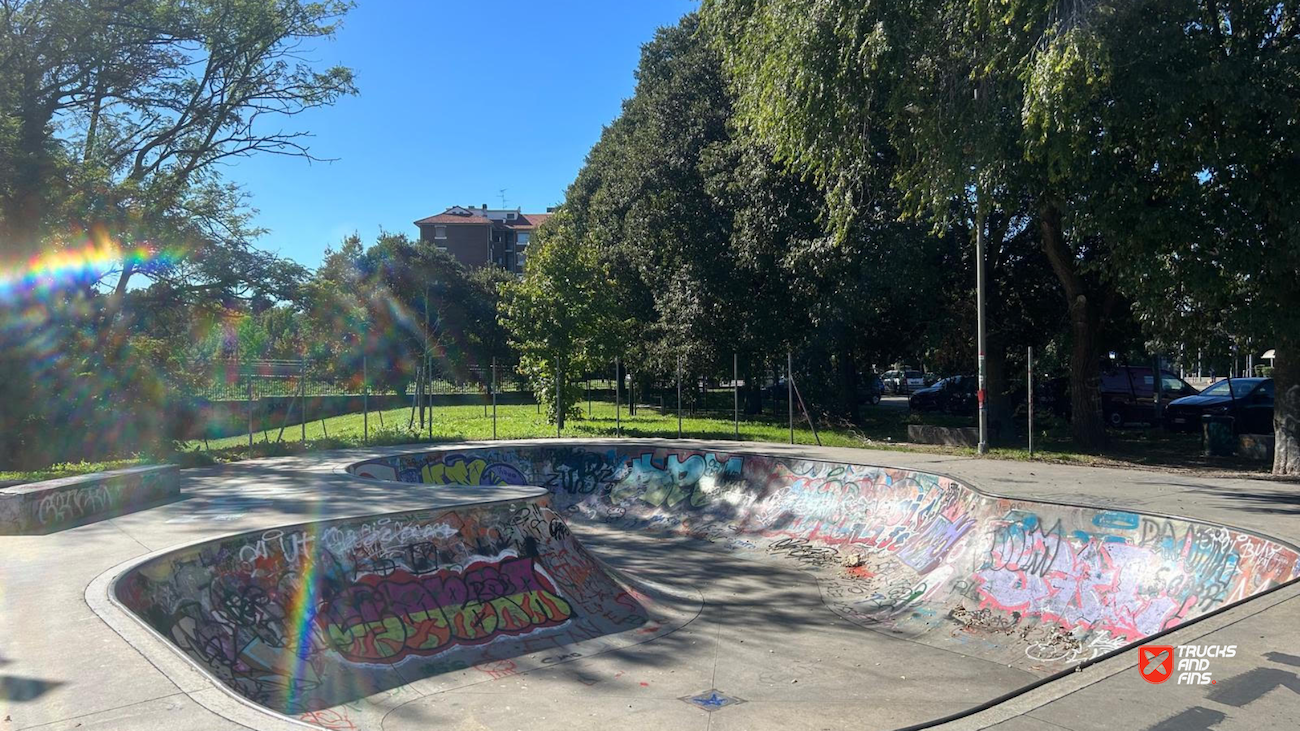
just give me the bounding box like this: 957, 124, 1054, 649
498, 188, 508, 209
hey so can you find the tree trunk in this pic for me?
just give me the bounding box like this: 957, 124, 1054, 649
1067, 303, 1107, 450
1274, 339, 1299, 475
1040, 201, 1108, 450
983, 334, 1012, 444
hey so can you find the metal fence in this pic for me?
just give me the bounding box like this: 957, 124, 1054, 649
192, 359, 530, 401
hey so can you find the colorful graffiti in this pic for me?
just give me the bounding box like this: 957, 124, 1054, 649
116, 497, 655, 714
120, 445, 1300, 716
321, 555, 573, 663
349, 445, 1300, 676
420, 454, 527, 487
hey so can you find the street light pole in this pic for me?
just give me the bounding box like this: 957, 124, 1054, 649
976, 204, 989, 455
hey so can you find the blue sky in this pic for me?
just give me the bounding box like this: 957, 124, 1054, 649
227, 0, 699, 269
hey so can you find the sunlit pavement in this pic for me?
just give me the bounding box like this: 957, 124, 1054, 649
1, 439, 1297, 730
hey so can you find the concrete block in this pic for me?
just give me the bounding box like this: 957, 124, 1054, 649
0, 465, 178, 534
907, 423, 980, 447
1238, 433, 1275, 461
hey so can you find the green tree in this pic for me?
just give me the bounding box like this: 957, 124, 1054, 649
500, 210, 624, 427
302, 232, 508, 396
1015, 0, 1300, 473
703, 0, 1123, 448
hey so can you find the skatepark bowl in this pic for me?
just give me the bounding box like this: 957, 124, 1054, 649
111, 443, 1300, 730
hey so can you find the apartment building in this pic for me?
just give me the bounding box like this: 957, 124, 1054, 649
414, 204, 552, 273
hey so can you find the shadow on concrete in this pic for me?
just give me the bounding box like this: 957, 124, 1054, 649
0, 675, 62, 702
1177, 483, 1300, 518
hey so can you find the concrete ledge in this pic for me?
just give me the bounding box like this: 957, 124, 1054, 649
908, 423, 980, 447
1238, 433, 1275, 461
0, 465, 179, 535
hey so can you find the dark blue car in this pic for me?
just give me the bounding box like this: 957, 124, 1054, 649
1164, 378, 1274, 434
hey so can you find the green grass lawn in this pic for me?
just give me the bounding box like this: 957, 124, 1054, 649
0, 458, 147, 484
181, 399, 1245, 473
185, 400, 892, 456
3, 399, 1254, 481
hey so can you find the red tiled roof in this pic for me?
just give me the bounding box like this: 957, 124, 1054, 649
414, 208, 554, 229
506, 212, 552, 230
413, 210, 494, 226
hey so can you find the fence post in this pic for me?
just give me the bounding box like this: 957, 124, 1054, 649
733, 352, 739, 440
1152, 353, 1164, 427
363, 354, 369, 444
556, 357, 562, 439
247, 361, 253, 453
791, 373, 821, 446
677, 355, 683, 439
492, 357, 498, 440
788, 349, 794, 445
1027, 346, 1034, 458
615, 357, 621, 437
301, 358, 307, 443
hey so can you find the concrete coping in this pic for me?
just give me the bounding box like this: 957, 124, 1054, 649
0, 464, 179, 534
0, 464, 174, 495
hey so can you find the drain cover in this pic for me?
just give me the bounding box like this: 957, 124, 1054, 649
680, 689, 746, 712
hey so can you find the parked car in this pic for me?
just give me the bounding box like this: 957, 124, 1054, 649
909, 375, 977, 415
883, 369, 925, 394
1164, 378, 1274, 434
1039, 365, 1199, 427
1100, 366, 1199, 427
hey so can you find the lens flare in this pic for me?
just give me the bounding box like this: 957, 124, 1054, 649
0, 228, 181, 300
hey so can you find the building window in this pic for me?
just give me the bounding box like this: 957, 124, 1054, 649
434, 225, 447, 239
516, 232, 530, 248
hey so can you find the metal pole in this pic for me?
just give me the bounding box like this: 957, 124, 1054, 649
733, 352, 739, 440
788, 349, 794, 445
1152, 353, 1163, 426
247, 362, 254, 453
791, 373, 821, 446
424, 286, 430, 434
615, 357, 621, 436
556, 357, 562, 439
300, 358, 307, 443
363, 354, 369, 444
1027, 346, 1034, 458
587, 378, 591, 417
976, 206, 989, 454
492, 357, 498, 440
677, 355, 682, 438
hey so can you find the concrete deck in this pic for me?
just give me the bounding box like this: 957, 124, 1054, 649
2, 439, 1298, 730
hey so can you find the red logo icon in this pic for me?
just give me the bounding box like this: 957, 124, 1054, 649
1140, 645, 1175, 684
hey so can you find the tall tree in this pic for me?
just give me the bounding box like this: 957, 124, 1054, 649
703, 0, 1125, 448
0, 0, 355, 300
499, 210, 625, 427
1017, 0, 1300, 473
